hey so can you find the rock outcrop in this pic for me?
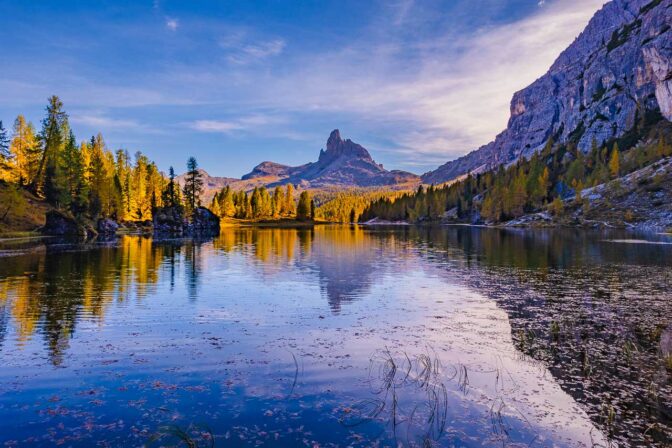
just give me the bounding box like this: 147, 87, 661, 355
153, 206, 187, 236
41, 210, 93, 238
153, 206, 220, 236
423, 0, 672, 185
187, 207, 220, 236
97, 218, 119, 236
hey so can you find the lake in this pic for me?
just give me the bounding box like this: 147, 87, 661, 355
0, 226, 671, 447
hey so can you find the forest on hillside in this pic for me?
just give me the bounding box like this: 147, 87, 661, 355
0, 96, 320, 229
361, 112, 672, 224
0, 96, 174, 225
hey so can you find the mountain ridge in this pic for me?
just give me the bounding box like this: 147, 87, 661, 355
178, 129, 420, 204
422, 0, 672, 184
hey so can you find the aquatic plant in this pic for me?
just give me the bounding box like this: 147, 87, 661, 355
147, 423, 215, 448
339, 348, 449, 445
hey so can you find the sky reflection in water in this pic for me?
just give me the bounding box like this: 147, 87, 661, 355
0, 226, 671, 447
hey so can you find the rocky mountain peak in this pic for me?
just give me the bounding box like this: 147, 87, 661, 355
327, 129, 342, 147
319, 129, 373, 164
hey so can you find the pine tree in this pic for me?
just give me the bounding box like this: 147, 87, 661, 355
183, 157, 203, 215
0, 120, 11, 179
33, 96, 68, 195
162, 166, 180, 209
61, 130, 86, 212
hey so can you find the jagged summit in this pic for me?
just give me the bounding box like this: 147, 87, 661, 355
275, 129, 417, 187
422, 0, 672, 184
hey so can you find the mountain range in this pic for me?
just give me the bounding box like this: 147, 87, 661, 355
183, 0, 671, 201
177, 130, 419, 204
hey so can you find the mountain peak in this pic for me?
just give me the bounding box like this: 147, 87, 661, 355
327, 129, 342, 147
320, 129, 372, 163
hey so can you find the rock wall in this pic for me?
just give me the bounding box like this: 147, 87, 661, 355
423, 0, 672, 184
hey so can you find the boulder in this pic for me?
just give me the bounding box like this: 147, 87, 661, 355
41, 210, 88, 238
153, 206, 187, 236
97, 218, 119, 236
187, 207, 220, 236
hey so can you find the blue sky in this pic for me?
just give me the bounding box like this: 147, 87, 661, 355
0, 0, 604, 177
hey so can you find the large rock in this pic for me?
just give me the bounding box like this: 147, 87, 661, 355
153, 206, 187, 236
41, 210, 88, 238
187, 207, 220, 236
423, 0, 672, 184
97, 218, 119, 236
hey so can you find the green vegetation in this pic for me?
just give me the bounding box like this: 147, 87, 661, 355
640, 0, 662, 15
607, 19, 642, 53
361, 118, 672, 224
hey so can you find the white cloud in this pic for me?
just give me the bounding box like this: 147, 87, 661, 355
165, 17, 179, 31
71, 114, 141, 129
190, 114, 286, 134
236, 0, 605, 164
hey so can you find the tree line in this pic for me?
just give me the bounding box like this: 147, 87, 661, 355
361, 118, 672, 223
210, 184, 315, 221
0, 95, 208, 223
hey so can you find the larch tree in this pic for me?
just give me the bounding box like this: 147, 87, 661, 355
9, 115, 40, 186
609, 143, 620, 178
284, 184, 296, 216
297, 191, 312, 221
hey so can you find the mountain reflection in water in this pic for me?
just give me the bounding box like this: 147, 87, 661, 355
0, 226, 670, 446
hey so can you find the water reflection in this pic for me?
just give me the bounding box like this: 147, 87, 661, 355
0, 227, 670, 446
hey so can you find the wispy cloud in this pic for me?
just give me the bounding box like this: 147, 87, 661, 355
72, 114, 142, 129
231, 0, 604, 167
190, 114, 286, 134
165, 17, 178, 31
219, 32, 286, 64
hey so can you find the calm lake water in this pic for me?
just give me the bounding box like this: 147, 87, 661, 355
0, 226, 671, 447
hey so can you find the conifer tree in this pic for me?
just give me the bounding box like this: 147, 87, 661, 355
9, 115, 39, 186
162, 166, 179, 208
284, 184, 296, 216
609, 143, 620, 178
297, 191, 312, 221
34, 96, 68, 196
0, 120, 11, 178
183, 157, 203, 215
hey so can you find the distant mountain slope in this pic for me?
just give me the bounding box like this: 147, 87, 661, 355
179, 130, 420, 204
274, 129, 419, 188
423, 0, 672, 185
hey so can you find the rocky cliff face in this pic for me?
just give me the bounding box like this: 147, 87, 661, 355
423, 0, 672, 185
